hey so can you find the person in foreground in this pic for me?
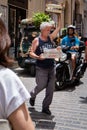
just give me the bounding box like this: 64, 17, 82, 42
61, 25, 80, 80
29, 14, 61, 115
0, 18, 35, 130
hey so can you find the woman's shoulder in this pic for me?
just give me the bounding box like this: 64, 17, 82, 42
0, 66, 30, 96
0, 66, 15, 77
0, 66, 20, 85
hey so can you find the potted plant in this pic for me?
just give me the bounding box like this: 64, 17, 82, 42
32, 12, 51, 28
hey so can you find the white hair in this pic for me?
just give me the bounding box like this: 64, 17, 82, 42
40, 22, 52, 30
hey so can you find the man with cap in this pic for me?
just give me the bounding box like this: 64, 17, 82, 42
61, 25, 80, 80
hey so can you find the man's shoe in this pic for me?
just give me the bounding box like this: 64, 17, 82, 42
42, 108, 51, 115
29, 98, 35, 106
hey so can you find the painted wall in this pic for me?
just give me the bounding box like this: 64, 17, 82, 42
28, 0, 45, 18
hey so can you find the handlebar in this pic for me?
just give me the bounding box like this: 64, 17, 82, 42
62, 40, 85, 53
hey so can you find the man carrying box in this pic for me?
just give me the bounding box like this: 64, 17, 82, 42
29, 13, 61, 115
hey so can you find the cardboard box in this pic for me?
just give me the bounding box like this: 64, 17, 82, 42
43, 47, 62, 59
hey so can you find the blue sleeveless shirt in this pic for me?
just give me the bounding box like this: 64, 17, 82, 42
35, 37, 56, 68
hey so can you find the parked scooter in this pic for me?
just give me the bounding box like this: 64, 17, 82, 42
55, 41, 87, 90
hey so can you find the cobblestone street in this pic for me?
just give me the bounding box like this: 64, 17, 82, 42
15, 68, 87, 130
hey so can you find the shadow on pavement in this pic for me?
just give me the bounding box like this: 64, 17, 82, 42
28, 107, 56, 129
55, 80, 84, 92
65, 80, 83, 92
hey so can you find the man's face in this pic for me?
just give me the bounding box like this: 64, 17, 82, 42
41, 26, 51, 36
68, 28, 74, 36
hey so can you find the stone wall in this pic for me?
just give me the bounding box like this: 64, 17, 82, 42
0, 0, 7, 5
28, 0, 45, 18
0, 0, 8, 28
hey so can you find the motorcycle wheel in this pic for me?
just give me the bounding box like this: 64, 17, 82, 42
55, 81, 65, 90
55, 70, 67, 90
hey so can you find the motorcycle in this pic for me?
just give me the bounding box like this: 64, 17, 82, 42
55, 41, 87, 90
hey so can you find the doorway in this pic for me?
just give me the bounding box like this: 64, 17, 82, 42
9, 8, 16, 58
8, 6, 26, 58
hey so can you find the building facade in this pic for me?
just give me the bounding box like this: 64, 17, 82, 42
45, 0, 87, 38
0, 0, 87, 39
83, 0, 87, 38
27, 0, 87, 37
63, 0, 87, 38
0, 0, 8, 28
8, 0, 28, 58
28, 0, 45, 18
0, 0, 87, 58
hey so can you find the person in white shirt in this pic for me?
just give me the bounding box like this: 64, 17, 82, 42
0, 18, 35, 130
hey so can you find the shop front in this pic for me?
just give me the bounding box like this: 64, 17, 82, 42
8, 0, 28, 58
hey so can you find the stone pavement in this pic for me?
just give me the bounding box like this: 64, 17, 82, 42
19, 68, 87, 130
12, 52, 87, 130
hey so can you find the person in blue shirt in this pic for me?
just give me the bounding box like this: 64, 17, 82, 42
61, 25, 80, 80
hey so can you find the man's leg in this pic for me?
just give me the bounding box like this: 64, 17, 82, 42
71, 53, 76, 74
71, 53, 79, 79
30, 67, 49, 106
42, 67, 56, 115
